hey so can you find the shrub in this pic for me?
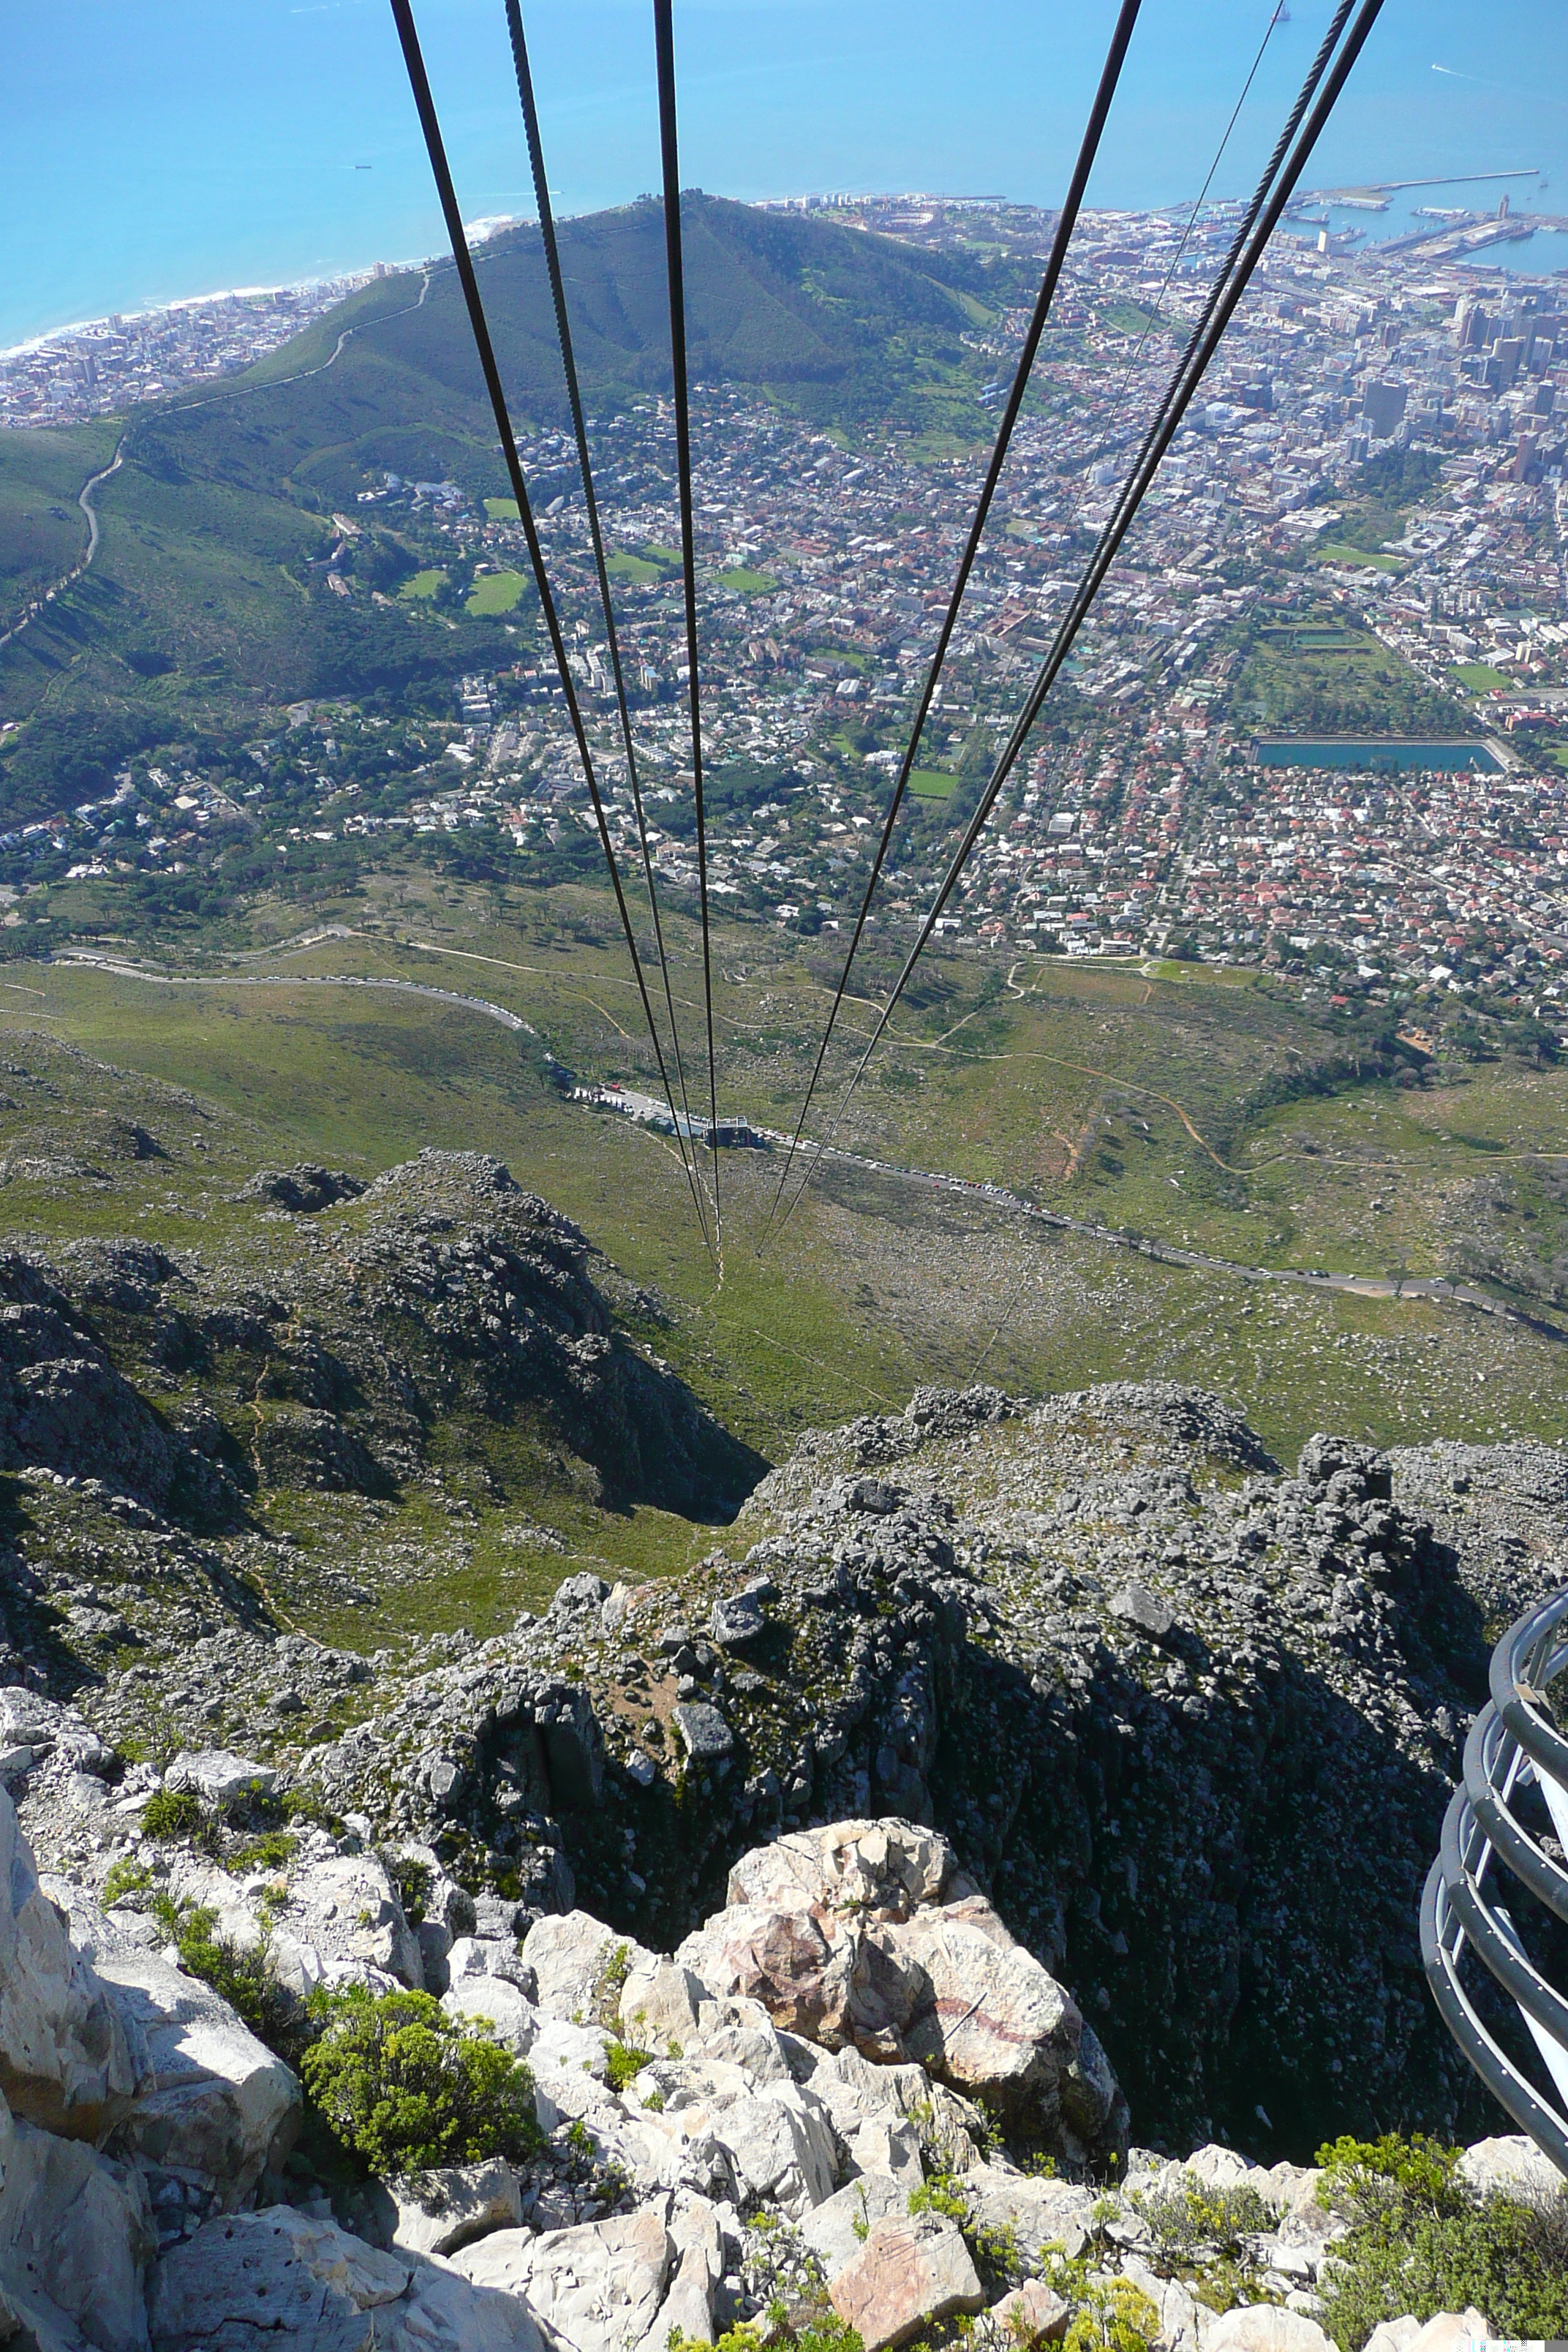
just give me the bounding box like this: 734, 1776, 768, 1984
384, 1852, 433, 1926
141, 1790, 204, 1841
1140, 2174, 1277, 2266
1064, 2279, 1160, 2352
301, 1986, 543, 2176
1315, 2132, 1568, 2348
102, 1857, 153, 1907
605, 2040, 655, 2094
225, 1831, 297, 1876
158, 1899, 294, 2047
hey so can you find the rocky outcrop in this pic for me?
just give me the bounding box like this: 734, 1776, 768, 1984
276, 1381, 1564, 2158
0, 1784, 143, 2137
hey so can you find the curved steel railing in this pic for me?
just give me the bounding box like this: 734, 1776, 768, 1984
1422, 1587, 1568, 2176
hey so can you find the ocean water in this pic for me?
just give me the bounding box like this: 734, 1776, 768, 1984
4, 0, 1568, 350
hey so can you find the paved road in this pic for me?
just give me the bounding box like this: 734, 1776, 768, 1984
50, 951, 536, 1036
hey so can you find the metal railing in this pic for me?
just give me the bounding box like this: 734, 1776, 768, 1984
1422, 1587, 1568, 2176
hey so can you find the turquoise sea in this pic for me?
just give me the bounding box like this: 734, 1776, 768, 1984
4, 0, 1568, 350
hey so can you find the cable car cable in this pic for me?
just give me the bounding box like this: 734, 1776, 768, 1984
770, 0, 1384, 1237
503, 0, 712, 1233
388, 0, 716, 1257
652, 0, 723, 1254
758, 0, 1144, 1243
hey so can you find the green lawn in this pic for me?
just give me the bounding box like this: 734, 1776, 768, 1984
484, 497, 521, 521
909, 769, 957, 799
1452, 663, 1512, 693
1315, 543, 1403, 572
606, 551, 666, 585
715, 568, 777, 595
466, 569, 527, 616
398, 568, 447, 600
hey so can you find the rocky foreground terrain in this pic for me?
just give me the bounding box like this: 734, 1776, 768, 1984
0, 1139, 1566, 2345
0, 1795, 1551, 2352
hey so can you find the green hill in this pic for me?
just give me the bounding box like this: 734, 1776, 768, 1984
0, 197, 1004, 793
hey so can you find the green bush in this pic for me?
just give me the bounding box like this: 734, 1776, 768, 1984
154, 1897, 294, 2047
225, 1831, 297, 1875
1315, 2132, 1568, 2347
141, 1790, 204, 1841
604, 2040, 655, 2094
1064, 2279, 1160, 2352
384, 1852, 433, 1926
101, 1857, 153, 1907
1139, 2174, 1278, 2266
301, 1986, 543, 2176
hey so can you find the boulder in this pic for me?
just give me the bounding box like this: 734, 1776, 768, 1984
799, 2173, 908, 2281
887, 1898, 1083, 2130
0, 1788, 143, 2137
1456, 2132, 1563, 2199
521, 1912, 653, 2026
672, 1703, 733, 1762
962, 2168, 1096, 2261
1405, 2317, 1493, 2352
1112, 2255, 1213, 2352
0, 1690, 110, 1785
163, 1752, 277, 1806
442, 1975, 540, 2059
448, 1935, 536, 1995
619, 1959, 709, 2054
454, 2205, 674, 2352
1205, 2311, 1333, 2352
380, 2256, 547, 2352
0, 2091, 156, 2352
726, 1819, 964, 1920
696, 2080, 837, 2216
675, 1899, 856, 2046
269, 1852, 423, 1991
88, 1945, 300, 2206
150, 2208, 411, 2352
389, 2158, 523, 2257
828, 2214, 985, 2352
636, 2198, 724, 2352
984, 2281, 1070, 2347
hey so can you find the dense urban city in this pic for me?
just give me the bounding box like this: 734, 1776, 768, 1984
5, 195, 1568, 1035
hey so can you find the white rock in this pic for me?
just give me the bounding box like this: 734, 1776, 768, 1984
271, 1853, 423, 1989
633, 2196, 724, 2352
390, 2157, 524, 2256
889, 1899, 1082, 2127
1204, 2307, 1333, 2352
163, 1750, 277, 1806
455, 2205, 673, 2352
0, 1788, 143, 2136
448, 1936, 536, 1994
531, 2013, 613, 2082
619, 1959, 709, 2054
151, 2206, 412, 2352
1182, 2145, 1257, 2190
828, 2213, 985, 2352
383, 2253, 546, 2352
981, 2280, 1071, 2347
688, 2079, 837, 2217
962, 2168, 1096, 2261
0, 2089, 155, 2352
90, 1945, 300, 2206
442, 1975, 541, 2059
799, 2173, 908, 2281
1406, 2314, 1492, 2352
1360, 2321, 1422, 2352
1458, 2132, 1564, 2199
0, 1690, 110, 1781
845, 2115, 924, 2185
727, 1819, 967, 1918
521, 1912, 656, 2027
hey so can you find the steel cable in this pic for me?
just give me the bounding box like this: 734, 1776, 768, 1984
388, 0, 717, 1259
770, 0, 1384, 1237
503, 0, 712, 1243
653, 0, 723, 1256
758, 0, 1145, 1243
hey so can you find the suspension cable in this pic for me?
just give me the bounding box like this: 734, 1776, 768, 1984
758, 0, 1144, 1243
388, 0, 716, 1259
771, 0, 1384, 1236
503, 0, 712, 1241
652, 0, 723, 1256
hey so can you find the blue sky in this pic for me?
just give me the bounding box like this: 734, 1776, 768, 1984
4, 1, 1567, 345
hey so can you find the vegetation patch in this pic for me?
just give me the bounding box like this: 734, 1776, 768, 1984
300, 1985, 543, 2174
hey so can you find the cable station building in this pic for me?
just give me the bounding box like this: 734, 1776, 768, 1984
571, 1084, 762, 1150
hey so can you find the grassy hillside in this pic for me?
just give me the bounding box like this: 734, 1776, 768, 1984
0, 197, 1007, 759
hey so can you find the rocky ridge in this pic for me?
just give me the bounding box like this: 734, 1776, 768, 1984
0, 1790, 1548, 2352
